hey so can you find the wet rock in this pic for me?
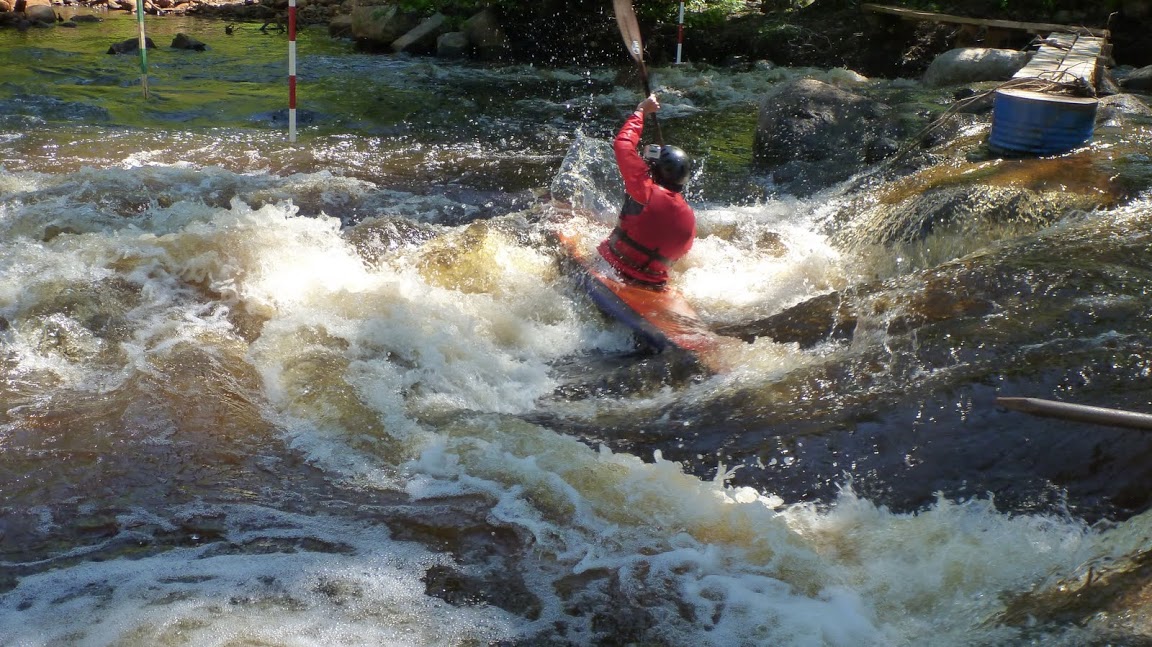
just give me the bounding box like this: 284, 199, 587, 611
344, 216, 439, 266
752, 78, 907, 196
436, 31, 468, 59
171, 32, 207, 51
462, 8, 509, 61
107, 37, 156, 55
1097, 93, 1152, 127
714, 289, 859, 348
349, 4, 418, 52
842, 184, 1108, 249
247, 108, 320, 126
391, 11, 445, 55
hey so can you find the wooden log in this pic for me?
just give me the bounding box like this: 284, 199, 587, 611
996, 397, 1152, 431
861, 3, 1110, 39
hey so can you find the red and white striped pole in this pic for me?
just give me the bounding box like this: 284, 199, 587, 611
288, 0, 297, 142
675, 1, 684, 64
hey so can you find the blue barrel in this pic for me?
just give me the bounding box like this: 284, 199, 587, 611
988, 88, 1098, 156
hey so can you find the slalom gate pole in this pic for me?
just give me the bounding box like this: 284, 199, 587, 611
288, 0, 297, 142
136, 0, 148, 98
676, 1, 684, 64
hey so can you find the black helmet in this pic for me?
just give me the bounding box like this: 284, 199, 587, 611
649, 145, 691, 192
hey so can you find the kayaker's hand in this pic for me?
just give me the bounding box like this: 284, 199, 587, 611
637, 94, 660, 115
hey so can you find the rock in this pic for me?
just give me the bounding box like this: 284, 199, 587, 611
171, 32, 206, 50
1119, 65, 1152, 92
72, 14, 104, 22
391, 11, 445, 54
25, 4, 55, 24
922, 48, 1031, 88
349, 4, 419, 50
327, 14, 352, 38
462, 8, 508, 61
0, 1, 12, 11
107, 37, 156, 55
752, 78, 905, 195
1096, 93, 1152, 127
436, 31, 469, 59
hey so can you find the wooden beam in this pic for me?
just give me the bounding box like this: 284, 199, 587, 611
862, 3, 1110, 39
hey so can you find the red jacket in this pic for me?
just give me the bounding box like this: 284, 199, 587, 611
597, 110, 696, 287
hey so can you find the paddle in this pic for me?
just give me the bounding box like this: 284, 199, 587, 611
612, 0, 663, 145
997, 396, 1152, 431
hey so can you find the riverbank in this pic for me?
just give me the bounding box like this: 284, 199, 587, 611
4, 1, 1150, 77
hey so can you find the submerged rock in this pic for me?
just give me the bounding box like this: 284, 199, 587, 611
107, 37, 156, 55
171, 32, 207, 51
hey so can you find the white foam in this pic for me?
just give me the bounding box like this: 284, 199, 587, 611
0, 505, 521, 647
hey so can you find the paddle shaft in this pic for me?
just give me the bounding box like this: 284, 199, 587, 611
997, 396, 1152, 431
613, 0, 663, 145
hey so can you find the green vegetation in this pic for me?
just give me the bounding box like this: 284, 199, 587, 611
893, 0, 1122, 17
388, 0, 756, 26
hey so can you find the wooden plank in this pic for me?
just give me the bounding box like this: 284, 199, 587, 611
1014, 33, 1103, 87
861, 3, 1110, 38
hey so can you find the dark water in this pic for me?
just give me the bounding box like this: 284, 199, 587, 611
3, 10, 1152, 646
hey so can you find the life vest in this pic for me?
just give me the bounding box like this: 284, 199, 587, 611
598, 110, 696, 287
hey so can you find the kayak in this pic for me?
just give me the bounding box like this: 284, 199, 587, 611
554, 223, 727, 366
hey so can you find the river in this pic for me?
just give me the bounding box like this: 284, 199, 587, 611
3, 10, 1152, 647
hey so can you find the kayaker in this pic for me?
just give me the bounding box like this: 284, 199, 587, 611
597, 93, 696, 290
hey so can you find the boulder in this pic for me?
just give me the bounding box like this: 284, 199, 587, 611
391, 11, 445, 54
0, 1, 12, 12
25, 4, 55, 24
107, 37, 156, 55
328, 14, 352, 38
436, 31, 469, 59
462, 8, 508, 60
1119, 65, 1152, 92
1096, 93, 1152, 127
349, 4, 418, 50
752, 78, 905, 196
922, 48, 1031, 88
171, 33, 206, 50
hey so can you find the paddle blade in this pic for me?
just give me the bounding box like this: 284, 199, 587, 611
613, 0, 644, 64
